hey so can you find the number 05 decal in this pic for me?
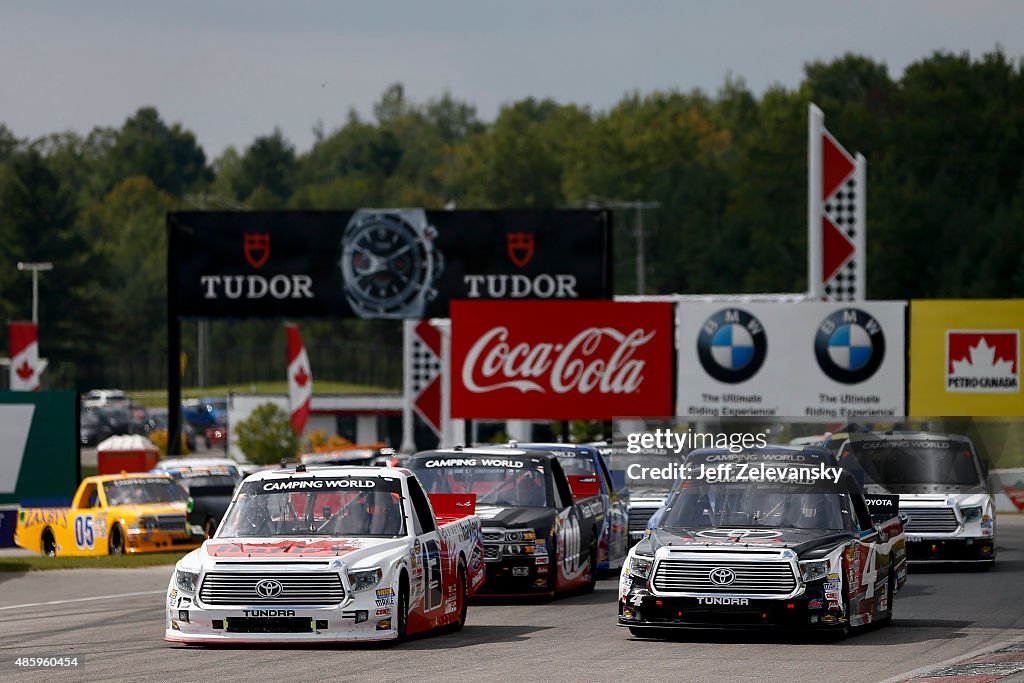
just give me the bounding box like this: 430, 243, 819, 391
74, 515, 95, 550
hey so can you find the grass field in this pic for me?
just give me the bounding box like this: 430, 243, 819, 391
0, 551, 188, 572
128, 380, 392, 408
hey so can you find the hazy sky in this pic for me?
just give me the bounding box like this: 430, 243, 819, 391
2, 1, 1020, 158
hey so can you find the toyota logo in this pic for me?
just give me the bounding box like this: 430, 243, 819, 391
696, 528, 782, 540
254, 579, 284, 599
709, 567, 736, 586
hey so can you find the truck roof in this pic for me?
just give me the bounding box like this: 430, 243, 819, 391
241, 465, 411, 483
83, 472, 175, 485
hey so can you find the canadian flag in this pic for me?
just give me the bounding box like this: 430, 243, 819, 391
286, 323, 312, 435
9, 322, 40, 391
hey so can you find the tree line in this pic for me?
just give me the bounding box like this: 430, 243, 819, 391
1, 49, 1022, 391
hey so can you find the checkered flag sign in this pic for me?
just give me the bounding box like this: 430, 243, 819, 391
403, 320, 444, 439
809, 104, 866, 301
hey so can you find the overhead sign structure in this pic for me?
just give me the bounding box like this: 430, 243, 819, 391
808, 104, 866, 302
168, 209, 611, 320
910, 300, 1023, 416
677, 301, 905, 418
450, 300, 674, 420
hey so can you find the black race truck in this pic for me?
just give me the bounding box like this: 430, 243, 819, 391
408, 447, 603, 597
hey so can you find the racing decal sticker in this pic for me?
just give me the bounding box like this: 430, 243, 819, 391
207, 539, 366, 557
21, 508, 70, 530
420, 538, 443, 612
556, 509, 590, 586
73, 514, 95, 550
697, 308, 768, 384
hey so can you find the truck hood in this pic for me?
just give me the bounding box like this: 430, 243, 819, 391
864, 483, 988, 496
474, 505, 554, 530
647, 526, 852, 556
195, 536, 408, 568
114, 502, 189, 516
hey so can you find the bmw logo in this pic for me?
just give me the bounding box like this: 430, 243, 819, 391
697, 309, 767, 383
814, 308, 885, 383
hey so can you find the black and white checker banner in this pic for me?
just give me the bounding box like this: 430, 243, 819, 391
823, 175, 859, 301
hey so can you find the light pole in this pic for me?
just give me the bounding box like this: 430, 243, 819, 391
17, 262, 53, 325
576, 198, 661, 294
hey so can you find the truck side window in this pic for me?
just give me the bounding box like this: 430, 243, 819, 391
550, 459, 573, 509
846, 479, 873, 531
406, 477, 436, 534
79, 483, 99, 509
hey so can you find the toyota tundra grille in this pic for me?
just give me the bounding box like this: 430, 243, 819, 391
903, 507, 959, 534
628, 508, 658, 533
652, 559, 798, 595
154, 514, 189, 533
199, 572, 345, 606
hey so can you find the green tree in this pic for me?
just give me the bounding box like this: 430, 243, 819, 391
233, 128, 298, 205
104, 106, 212, 195
0, 149, 114, 386
234, 402, 301, 465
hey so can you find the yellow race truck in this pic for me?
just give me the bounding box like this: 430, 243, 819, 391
15, 473, 202, 556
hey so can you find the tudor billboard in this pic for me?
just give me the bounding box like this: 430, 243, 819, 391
450, 300, 674, 420
169, 209, 611, 319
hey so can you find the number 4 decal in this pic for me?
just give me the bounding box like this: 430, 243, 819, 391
860, 546, 877, 599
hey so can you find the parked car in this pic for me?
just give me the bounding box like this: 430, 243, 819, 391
80, 409, 115, 446
145, 407, 198, 452
182, 397, 228, 429
82, 388, 130, 409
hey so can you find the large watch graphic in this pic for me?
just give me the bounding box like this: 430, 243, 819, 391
339, 208, 444, 319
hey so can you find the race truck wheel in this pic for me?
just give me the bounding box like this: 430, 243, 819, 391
108, 523, 125, 555
41, 528, 56, 557
395, 578, 409, 643
879, 562, 895, 627
446, 558, 469, 633
580, 535, 598, 595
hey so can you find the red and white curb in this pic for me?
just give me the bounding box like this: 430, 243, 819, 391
889, 639, 1024, 682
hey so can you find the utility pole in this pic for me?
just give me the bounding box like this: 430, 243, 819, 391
17, 262, 54, 324
574, 198, 660, 294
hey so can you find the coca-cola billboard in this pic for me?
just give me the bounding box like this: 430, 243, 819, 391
451, 301, 674, 420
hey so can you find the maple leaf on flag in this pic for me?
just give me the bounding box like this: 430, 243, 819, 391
293, 366, 309, 387
16, 361, 34, 380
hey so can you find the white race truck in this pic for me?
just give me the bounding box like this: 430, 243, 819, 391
164, 465, 485, 643
838, 431, 995, 568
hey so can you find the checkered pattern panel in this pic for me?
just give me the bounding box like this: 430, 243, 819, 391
410, 336, 441, 393
823, 176, 859, 301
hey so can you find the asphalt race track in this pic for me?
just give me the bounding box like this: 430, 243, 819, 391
2, 517, 1023, 683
